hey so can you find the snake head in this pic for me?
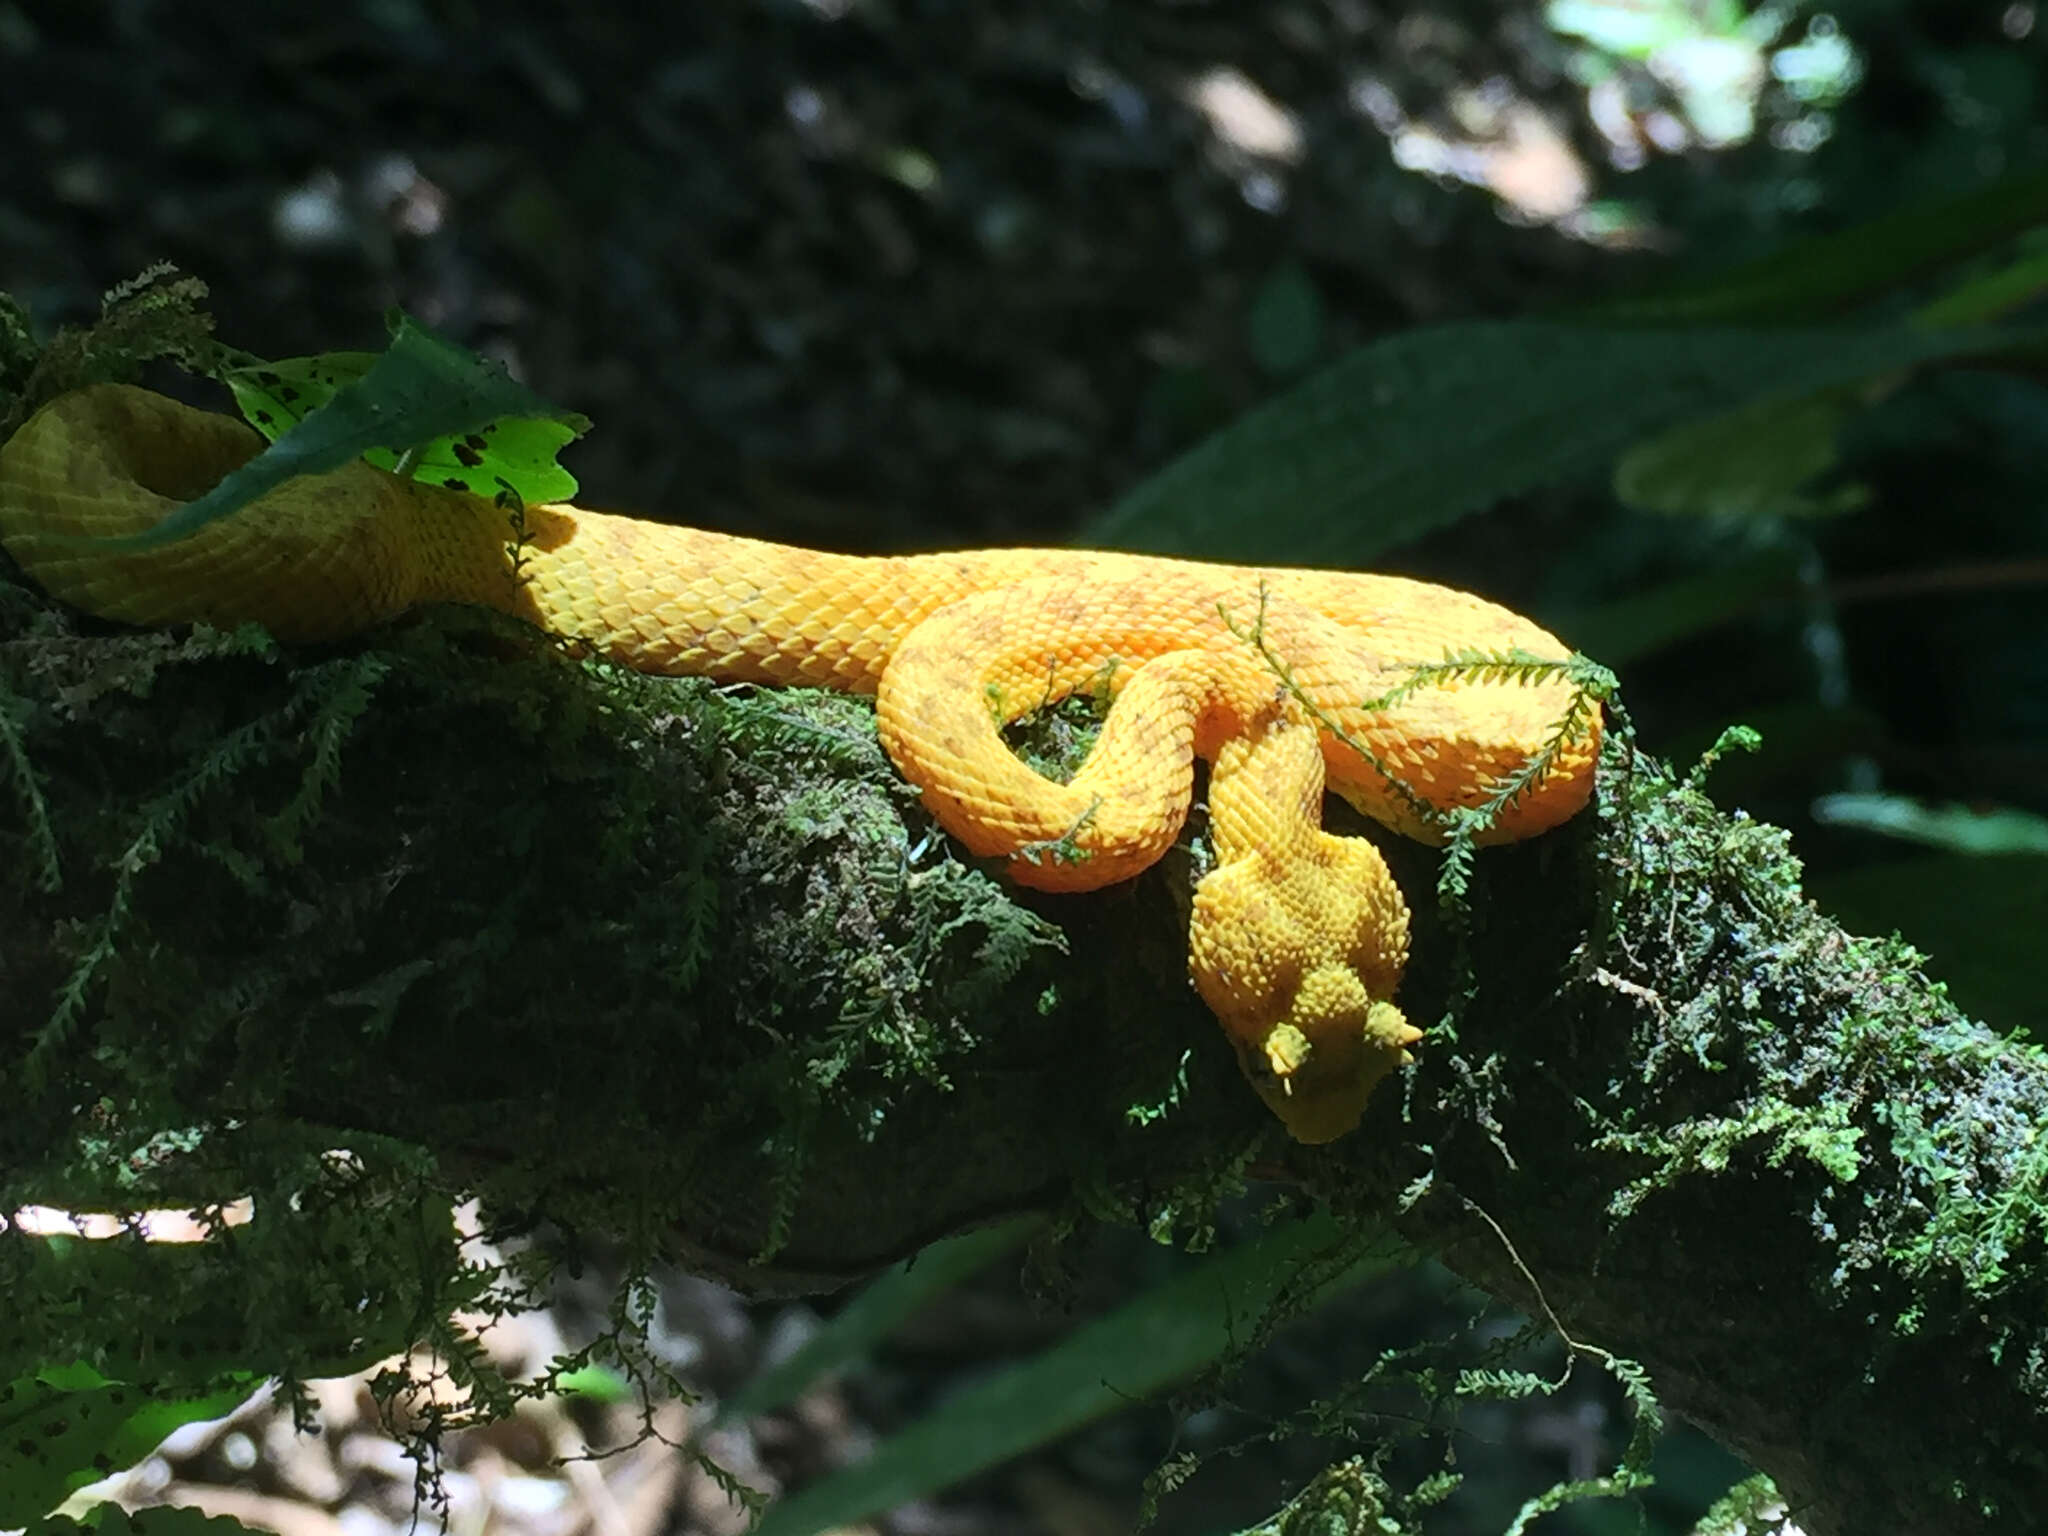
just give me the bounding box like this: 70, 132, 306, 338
1189, 817, 1416, 1144
1238, 981, 1422, 1144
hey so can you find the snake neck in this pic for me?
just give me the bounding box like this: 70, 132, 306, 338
428, 500, 962, 690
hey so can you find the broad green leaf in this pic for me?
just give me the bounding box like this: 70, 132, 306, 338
717, 1217, 1037, 1427
1614, 387, 1870, 519
1812, 794, 2048, 857
1579, 161, 2048, 325
752, 1212, 1406, 1536
223, 349, 584, 506
1556, 547, 1802, 662
1811, 855, 2048, 1032
1085, 321, 2035, 564
92, 312, 589, 553
0, 1368, 252, 1524
1613, 243, 2048, 524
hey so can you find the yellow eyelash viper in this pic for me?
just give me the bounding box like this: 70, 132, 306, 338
0, 384, 1599, 1143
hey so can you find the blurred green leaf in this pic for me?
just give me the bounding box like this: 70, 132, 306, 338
1247, 262, 1325, 379
717, 1217, 1037, 1427
1810, 855, 2048, 1031
1547, 0, 1701, 58
93, 312, 588, 553
1813, 794, 2048, 856
1087, 321, 2033, 564
1637, 1425, 1757, 1532
1139, 362, 1233, 453
1580, 160, 2048, 325
552, 1364, 632, 1404
1614, 241, 2048, 525
753, 1212, 1404, 1536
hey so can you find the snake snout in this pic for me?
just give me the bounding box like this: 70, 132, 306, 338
1243, 970, 1419, 1143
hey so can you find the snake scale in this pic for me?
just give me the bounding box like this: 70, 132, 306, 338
0, 383, 1599, 1142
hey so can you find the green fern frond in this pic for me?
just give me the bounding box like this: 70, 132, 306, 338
2, 265, 225, 439
1453, 1366, 1556, 1400
1217, 588, 1446, 831
0, 684, 59, 892
265, 654, 390, 865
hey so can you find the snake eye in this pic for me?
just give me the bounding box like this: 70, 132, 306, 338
1262, 1022, 1314, 1081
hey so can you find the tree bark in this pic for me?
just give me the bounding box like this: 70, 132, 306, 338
3, 567, 2042, 1535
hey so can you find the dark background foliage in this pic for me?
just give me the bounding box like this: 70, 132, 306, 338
3, 1, 2044, 1532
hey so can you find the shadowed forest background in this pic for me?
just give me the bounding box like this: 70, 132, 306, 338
2, 2, 2045, 1534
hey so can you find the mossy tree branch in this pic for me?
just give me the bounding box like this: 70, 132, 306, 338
4, 566, 2044, 1535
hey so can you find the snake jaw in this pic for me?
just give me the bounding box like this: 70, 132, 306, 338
1242, 973, 1420, 1144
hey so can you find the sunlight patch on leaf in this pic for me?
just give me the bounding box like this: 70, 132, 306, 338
1615, 385, 1871, 519
223, 346, 584, 505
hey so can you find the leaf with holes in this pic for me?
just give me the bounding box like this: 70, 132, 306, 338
0, 1366, 253, 1524
92, 311, 588, 553
30, 1501, 265, 1536
221, 326, 586, 509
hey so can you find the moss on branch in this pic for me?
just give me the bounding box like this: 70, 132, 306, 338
7, 540, 2048, 1534
1303, 727, 2048, 1535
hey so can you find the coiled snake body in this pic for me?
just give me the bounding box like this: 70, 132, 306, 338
0, 384, 1599, 1143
